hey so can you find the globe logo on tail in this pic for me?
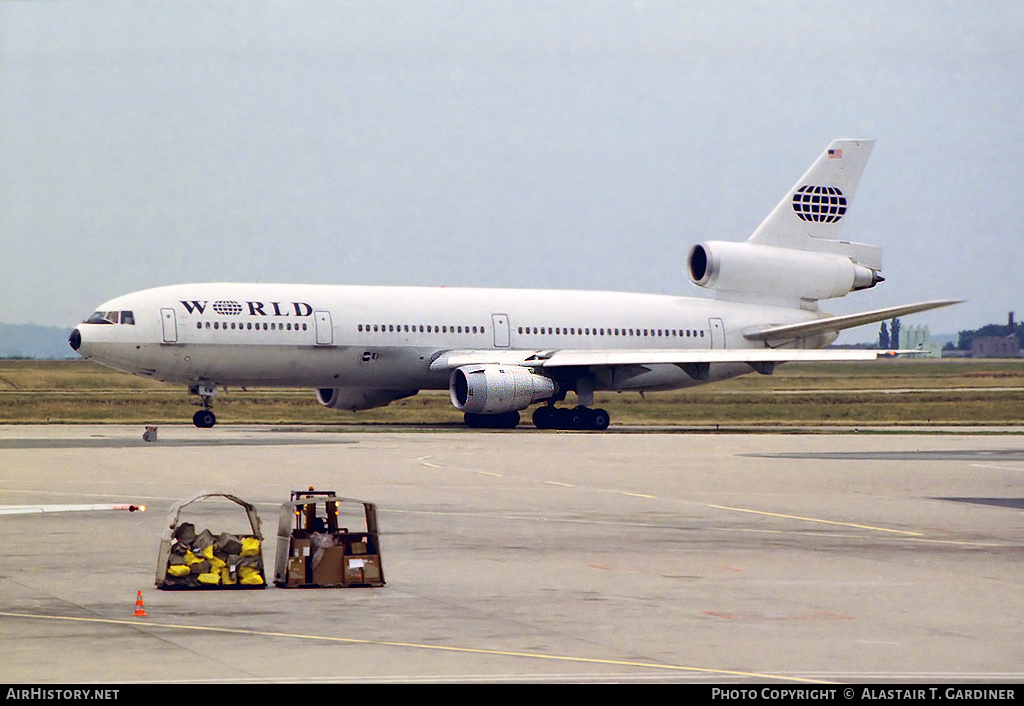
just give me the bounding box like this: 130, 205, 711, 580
792, 185, 847, 223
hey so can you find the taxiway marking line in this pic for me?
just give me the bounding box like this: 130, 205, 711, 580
971, 463, 1024, 473
0, 503, 144, 515
0, 611, 829, 684
705, 504, 923, 536
414, 455, 919, 537
417, 456, 502, 477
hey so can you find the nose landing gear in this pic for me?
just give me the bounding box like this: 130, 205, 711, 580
190, 384, 218, 428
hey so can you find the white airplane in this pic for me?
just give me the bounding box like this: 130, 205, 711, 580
69, 139, 957, 430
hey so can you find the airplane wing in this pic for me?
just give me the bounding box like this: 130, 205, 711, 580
430, 347, 884, 372
743, 299, 962, 343
429, 298, 963, 374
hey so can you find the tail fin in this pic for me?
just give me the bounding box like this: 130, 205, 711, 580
688, 139, 884, 306
748, 139, 880, 271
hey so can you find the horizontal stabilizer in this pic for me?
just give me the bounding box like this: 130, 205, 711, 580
743, 299, 963, 343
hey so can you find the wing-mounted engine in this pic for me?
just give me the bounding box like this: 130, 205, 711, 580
316, 387, 418, 411
687, 241, 882, 303
449, 364, 556, 415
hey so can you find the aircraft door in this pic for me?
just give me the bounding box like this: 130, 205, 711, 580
708, 318, 725, 348
491, 314, 510, 348
161, 308, 178, 344
315, 310, 333, 345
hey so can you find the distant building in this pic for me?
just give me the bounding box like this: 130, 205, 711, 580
898, 324, 942, 358
970, 311, 1021, 357
971, 336, 1020, 358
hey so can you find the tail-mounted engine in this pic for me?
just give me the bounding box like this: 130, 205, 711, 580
687, 241, 882, 302
450, 364, 556, 415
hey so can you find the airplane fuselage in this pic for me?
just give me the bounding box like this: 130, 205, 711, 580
73, 283, 825, 392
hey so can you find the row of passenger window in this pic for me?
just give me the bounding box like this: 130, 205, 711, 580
518, 325, 705, 338
355, 322, 705, 339
196, 321, 309, 332
357, 324, 487, 334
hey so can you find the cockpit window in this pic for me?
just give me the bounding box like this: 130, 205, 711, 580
85, 312, 115, 325
84, 310, 134, 325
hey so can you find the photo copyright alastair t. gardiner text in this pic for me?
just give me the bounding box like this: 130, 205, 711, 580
711, 688, 1017, 702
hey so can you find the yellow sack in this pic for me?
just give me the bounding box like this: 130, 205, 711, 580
240, 537, 261, 557
166, 564, 190, 578
184, 550, 202, 565
197, 572, 221, 585
238, 566, 264, 585
220, 567, 237, 585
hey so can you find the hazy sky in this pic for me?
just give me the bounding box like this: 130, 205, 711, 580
2, 0, 1022, 341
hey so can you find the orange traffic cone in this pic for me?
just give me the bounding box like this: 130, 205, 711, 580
133, 590, 147, 617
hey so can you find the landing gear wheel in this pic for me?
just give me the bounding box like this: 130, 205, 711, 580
589, 408, 610, 431
568, 408, 586, 430
532, 406, 555, 430
193, 410, 216, 428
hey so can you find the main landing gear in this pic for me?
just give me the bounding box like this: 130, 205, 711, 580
190, 384, 218, 428
532, 405, 610, 431
462, 407, 611, 430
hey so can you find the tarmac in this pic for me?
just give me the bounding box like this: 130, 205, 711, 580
1, 424, 1023, 684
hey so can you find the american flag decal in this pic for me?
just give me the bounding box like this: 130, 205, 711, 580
828, 149, 842, 159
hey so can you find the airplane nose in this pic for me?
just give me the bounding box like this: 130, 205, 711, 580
69, 328, 82, 352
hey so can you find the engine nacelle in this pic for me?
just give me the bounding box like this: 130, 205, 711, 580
316, 387, 418, 411
449, 365, 557, 415
688, 241, 881, 301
